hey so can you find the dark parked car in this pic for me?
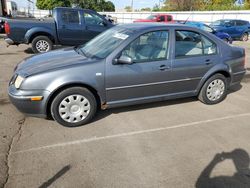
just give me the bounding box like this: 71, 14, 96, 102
4, 7, 113, 53
185, 21, 233, 43
210, 19, 250, 41
9, 24, 246, 127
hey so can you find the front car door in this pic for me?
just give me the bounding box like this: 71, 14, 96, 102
105, 30, 173, 107
171, 29, 219, 94
223, 20, 237, 37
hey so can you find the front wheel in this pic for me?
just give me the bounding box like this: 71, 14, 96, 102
51, 87, 97, 127
31, 36, 53, 53
241, 33, 248, 42
198, 74, 228, 105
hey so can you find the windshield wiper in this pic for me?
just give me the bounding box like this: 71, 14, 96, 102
74, 46, 88, 57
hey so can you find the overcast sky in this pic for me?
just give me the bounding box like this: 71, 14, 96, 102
13, 0, 161, 10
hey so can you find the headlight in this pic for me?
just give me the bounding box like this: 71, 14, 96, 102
14, 75, 24, 89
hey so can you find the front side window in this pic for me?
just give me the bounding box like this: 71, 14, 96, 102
175, 30, 216, 58
61, 10, 79, 24
84, 12, 104, 26
167, 16, 172, 22
121, 31, 169, 63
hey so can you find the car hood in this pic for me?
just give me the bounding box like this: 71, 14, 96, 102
211, 25, 225, 31
16, 47, 94, 77
215, 31, 230, 37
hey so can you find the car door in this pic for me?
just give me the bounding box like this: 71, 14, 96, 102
105, 30, 173, 105
57, 9, 84, 45
223, 20, 237, 37
82, 10, 111, 42
235, 20, 249, 38
171, 30, 219, 93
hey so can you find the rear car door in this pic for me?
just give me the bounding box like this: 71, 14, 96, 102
57, 9, 84, 45
82, 10, 111, 42
171, 30, 219, 93
106, 30, 173, 105
235, 20, 250, 38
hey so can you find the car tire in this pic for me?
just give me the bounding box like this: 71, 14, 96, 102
51, 87, 97, 127
240, 32, 248, 42
223, 38, 229, 43
198, 74, 228, 105
31, 36, 53, 53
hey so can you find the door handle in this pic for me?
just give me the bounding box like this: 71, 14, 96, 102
158, 65, 170, 71
205, 59, 213, 65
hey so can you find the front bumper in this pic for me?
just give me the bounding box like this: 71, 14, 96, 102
8, 85, 51, 118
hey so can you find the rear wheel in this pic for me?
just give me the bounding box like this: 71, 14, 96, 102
31, 36, 53, 53
198, 74, 228, 105
241, 32, 248, 42
51, 87, 97, 127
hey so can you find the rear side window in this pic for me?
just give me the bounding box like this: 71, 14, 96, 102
175, 30, 216, 58
236, 20, 248, 26
61, 10, 79, 24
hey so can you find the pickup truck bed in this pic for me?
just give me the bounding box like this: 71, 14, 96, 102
6, 18, 56, 44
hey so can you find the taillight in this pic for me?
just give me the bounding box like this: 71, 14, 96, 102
4, 22, 10, 35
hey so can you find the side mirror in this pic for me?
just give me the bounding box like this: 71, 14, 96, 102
114, 55, 133, 64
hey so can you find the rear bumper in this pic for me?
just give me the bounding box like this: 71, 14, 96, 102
5, 37, 14, 45
230, 70, 246, 87
8, 85, 51, 118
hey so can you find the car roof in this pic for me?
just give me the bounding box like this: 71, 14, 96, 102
118, 23, 196, 31
54, 7, 93, 11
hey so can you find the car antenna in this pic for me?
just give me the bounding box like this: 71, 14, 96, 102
184, 7, 193, 24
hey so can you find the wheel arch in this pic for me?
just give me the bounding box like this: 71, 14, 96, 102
46, 83, 102, 118
196, 70, 231, 94
25, 28, 56, 44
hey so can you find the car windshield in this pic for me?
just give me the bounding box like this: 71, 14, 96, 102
147, 15, 157, 20
77, 27, 133, 59
203, 25, 214, 33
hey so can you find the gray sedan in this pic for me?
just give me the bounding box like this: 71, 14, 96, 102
8, 23, 246, 127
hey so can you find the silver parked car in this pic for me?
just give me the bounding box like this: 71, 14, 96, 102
9, 24, 246, 127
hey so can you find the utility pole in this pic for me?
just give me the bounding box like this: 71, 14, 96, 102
131, 0, 133, 12
27, 0, 34, 17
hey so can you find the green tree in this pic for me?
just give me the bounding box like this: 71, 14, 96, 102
70, 0, 115, 11
245, 0, 250, 9
36, 0, 71, 10
162, 0, 242, 11
124, 6, 132, 12
141, 7, 151, 11
152, 4, 160, 11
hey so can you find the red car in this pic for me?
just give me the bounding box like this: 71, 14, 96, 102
134, 14, 173, 23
